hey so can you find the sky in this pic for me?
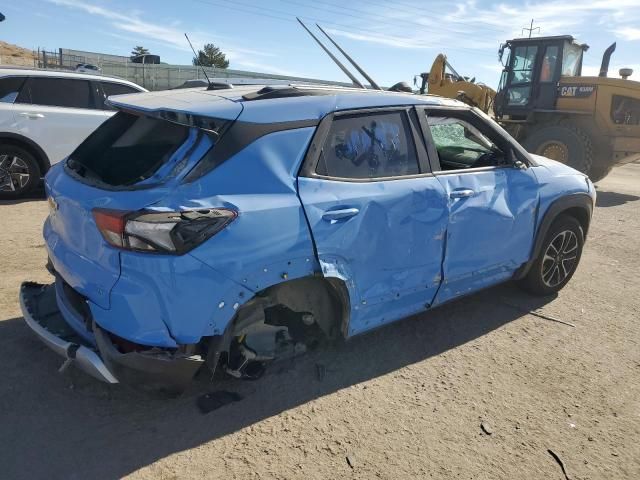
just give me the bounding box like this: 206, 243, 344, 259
2, 0, 640, 87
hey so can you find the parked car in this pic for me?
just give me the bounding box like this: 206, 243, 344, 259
74, 63, 101, 74
0, 68, 146, 198
20, 84, 595, 393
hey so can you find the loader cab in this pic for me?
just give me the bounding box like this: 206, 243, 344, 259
495, 36, 588, 119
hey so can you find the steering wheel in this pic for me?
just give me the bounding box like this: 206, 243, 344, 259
470, 152, 497, 168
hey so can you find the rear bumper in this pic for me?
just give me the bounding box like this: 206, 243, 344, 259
20, 282, 118, 383
612, 137, 640, 165
20, 281, 204, 392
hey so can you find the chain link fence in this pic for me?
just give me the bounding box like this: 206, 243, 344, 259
25, 48, 348, 91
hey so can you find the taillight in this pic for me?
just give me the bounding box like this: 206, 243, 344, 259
93, 208, 236, 254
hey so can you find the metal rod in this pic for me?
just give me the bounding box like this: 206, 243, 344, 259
185, 33, 211, 87
315, 23, 381, 90
296, 17, 365, 89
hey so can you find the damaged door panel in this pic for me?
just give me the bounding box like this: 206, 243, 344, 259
433, 169, 539, 304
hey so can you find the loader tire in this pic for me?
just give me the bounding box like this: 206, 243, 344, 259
588, 163, 613, 183
523, 124, 593, 175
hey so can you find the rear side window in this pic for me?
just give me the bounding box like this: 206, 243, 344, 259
0, 76, 26, 103
100, 82, 141, 110
67, 112, 189, 186
17, 77, 94, 109
317, 111, 419, 179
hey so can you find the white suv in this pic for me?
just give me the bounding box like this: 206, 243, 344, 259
0, 68, 146, 198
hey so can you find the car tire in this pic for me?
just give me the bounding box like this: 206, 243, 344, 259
0, 145, 41, 199
518, 214, 584, 296
523, 124, 593, 175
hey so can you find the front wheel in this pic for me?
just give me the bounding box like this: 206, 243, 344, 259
0, 145, 41, 199
518, 215, 584, 296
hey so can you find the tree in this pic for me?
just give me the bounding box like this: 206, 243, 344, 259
193, 43, 229, 69
131, 46, 150, 57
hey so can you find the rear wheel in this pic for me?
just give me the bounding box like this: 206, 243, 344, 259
0, 145, 41, 199
523, 124, 593, 175
518, 215, 584, 296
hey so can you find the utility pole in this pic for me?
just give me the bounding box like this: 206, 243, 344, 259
522, 19, 540, 38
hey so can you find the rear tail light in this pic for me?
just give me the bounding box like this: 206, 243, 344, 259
93, 208, 236, 254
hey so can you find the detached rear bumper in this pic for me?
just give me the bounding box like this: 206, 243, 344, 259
20, 281, 204, 393
20, 282, 118, 383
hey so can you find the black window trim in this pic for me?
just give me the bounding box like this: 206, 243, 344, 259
298, 105, 434, 183
16, 76, 100, 110
415, 105, 535, 176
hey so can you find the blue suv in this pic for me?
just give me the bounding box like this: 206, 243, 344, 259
20, 85, 595, 393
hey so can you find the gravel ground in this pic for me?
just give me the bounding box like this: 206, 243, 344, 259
0, 163, 638, 480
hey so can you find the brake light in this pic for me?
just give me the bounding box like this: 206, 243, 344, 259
93, 208, 236, 254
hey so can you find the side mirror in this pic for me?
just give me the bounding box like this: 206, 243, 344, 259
509, 149, 527, 169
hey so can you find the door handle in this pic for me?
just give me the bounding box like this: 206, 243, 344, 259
322, 208, 360, 222
449, 189, 475, 199
19, 112, 45, 119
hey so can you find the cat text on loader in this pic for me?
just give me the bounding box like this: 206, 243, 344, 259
493, 35, 640, 181
418, 54, 496, 114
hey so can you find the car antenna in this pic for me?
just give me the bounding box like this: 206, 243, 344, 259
185, 33, 212, 89
296, 17, 365, 89
315, 23, 382, 90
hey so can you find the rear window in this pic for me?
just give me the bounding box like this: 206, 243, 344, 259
100, 82, 141, 110
0, 76, 26, 103
17, 77, 94, 109
67, 112, 189, 186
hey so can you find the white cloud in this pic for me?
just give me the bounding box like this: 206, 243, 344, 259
47, 0, 274, 65
582, 64, 640, 80
618, 27, 640, 41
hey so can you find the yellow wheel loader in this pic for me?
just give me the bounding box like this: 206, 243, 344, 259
422, 36, 640, 182
418, 53, 496, 114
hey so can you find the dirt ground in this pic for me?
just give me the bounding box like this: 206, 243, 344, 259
0, 41, 36, 67
0, 164, 639, 480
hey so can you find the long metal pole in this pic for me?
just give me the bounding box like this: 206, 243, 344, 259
297, 17, 365, 89
315, 23, 381, 90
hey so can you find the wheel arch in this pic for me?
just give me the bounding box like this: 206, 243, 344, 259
0, 133, 51, 176
202, 275, 350, 372
514, 193, 593, 280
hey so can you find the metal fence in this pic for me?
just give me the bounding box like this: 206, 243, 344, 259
27, 48, 348, 91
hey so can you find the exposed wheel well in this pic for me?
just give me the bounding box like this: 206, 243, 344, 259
559, 206, 591, 238
0, 135, 50, 176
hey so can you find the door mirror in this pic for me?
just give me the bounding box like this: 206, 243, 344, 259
508, 149, 527, 169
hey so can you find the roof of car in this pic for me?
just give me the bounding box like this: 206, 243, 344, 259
0, 67, 145, 91
107, 84, 465, 124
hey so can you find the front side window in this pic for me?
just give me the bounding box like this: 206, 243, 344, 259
0, 76, 26, 103
317, 111, 419, 179
17, 77, 94, 109
510, 45, 538, 85
507, 45, 538, 106
427, 114, 507, 170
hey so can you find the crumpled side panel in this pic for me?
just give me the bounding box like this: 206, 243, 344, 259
120, 127, 320, 342
298, 176, 448, 336
433, 168, 539, 304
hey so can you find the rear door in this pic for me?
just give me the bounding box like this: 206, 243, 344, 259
13, 76, 108, 165
417, 107, 539, 304
298, 107, 449, 336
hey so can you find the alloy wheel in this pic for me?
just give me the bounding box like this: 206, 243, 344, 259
0, 154, 30, 192
541, 230, 579, 288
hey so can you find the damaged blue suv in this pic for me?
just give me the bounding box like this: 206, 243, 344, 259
20, 84, 595, 393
